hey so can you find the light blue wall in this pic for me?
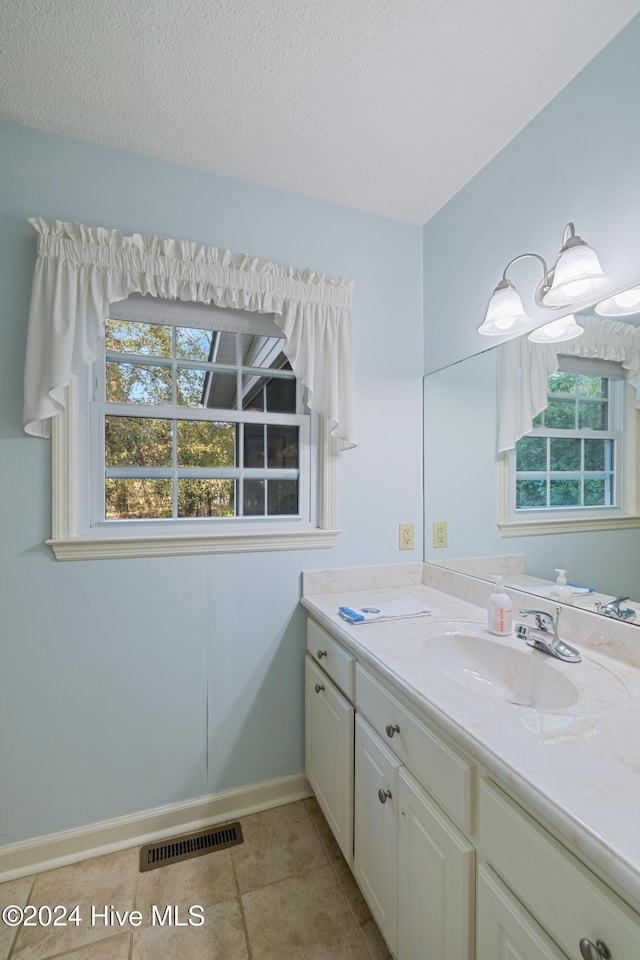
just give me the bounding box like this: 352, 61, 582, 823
0, 121, 424, 845
422, 15, 640, 594
423, 14, 640, 373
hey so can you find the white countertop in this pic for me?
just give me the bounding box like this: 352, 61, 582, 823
301, 566, 640, 915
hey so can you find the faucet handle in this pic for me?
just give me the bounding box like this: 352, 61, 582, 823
518, 608, 555, 631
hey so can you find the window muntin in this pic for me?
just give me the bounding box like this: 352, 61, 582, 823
513, 371, 621, 514
91, 318, 310, 526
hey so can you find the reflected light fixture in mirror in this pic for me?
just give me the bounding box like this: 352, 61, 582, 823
595, 284, 640, 317
478, 222, 611, 342
528, 314, 583, 343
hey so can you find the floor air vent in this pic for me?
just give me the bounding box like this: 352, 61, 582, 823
139, 821, 243, 872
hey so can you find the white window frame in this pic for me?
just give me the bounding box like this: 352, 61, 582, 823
47, 305, 339, 560
498, 369, 640, 537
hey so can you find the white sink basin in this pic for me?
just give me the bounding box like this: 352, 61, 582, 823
421, 622, 581, 709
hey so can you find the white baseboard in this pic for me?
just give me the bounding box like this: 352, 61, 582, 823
0, 772, 312, 882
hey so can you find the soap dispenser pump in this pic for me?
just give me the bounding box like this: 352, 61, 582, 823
550, 569, 573, 604
487, 576, 513, 636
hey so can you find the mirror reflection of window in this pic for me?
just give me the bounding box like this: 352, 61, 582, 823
514, 369, 621, 513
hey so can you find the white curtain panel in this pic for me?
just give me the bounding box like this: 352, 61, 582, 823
23, 218, 357, 449
497, 315, 640, 453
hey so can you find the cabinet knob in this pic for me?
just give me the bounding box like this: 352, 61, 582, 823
316, 649, 327, 659
579, 939, 611, 960
378, 788, 392, 804
385, 723, 400, 738
314, 683, 325, 694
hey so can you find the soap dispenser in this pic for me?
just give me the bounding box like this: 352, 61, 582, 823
487, 576, 513, 635
550, 569, 573, 604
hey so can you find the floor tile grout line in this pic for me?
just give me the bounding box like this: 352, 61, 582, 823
326, 856, 378, 960
10, 930, 132, 960
7, 872, 37, 960
303, 799, 385, 960
231, 856, 253, 960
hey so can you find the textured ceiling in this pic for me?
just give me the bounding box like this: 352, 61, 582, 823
1, 0, 639, 223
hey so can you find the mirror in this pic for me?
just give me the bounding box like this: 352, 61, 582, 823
424, 285, 640, 621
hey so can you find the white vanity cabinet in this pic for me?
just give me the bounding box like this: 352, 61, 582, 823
354, 662, 475, 960
354, 714, 401, 953
303, 612, 640, 960
477, 863, 567, 960
304, 619, 355, 865
479, 778, 640, 960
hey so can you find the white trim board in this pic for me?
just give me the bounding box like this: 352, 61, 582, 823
0, 772, 312, 882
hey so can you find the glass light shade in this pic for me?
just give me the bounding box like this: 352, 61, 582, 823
594, 284, 640, 317
528, 315, 584, 343
478, 286, 535, 336
541, 244, 610, 307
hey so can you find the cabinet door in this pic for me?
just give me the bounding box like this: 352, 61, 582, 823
477, 864, 567, 960
305, 656, 354, 864
398, 768, 475, 960
354, 714, 400, 956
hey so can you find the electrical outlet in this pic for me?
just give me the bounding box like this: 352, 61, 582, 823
433, 521, 447, 548
398, 522, 414, 550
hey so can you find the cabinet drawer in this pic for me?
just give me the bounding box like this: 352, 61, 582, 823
479, 778, 640, 959
356, 664, 474, 833
307, 618, 355, 699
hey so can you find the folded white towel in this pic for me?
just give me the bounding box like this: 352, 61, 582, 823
338, 596, 431, 623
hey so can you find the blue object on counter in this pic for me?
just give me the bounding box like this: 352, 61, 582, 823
567, 583, 594, 593
338, 606, 365, 623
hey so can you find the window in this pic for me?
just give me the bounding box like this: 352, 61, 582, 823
49, 301, 339, 560
498, 358, 640, 536
514, 371, 619, 512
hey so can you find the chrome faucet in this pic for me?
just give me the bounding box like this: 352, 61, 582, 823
595, 596, 637, 622
514, 605, 582, 663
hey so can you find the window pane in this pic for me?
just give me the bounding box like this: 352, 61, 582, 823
550, 479, 581, 506
107, 361, 172, 404
584, 438, 611, 471
105, 319, 172, 358
244, 479, 265, 516
516, 479, 546, 508
201, 372, 238, 409
177, 421, 236, 467
265, 377, 296, 413
267, 425, 298, 468
240, 333, 287, 369
584, 478, 612, 506
577, 375, 607, 398
105, 478, 172, 519
105, 417, 172, 466
268, 479, 298, 515
178, 479, 235, 517
177, 368, 208, 407
516, 436, 546, 471
549, 437, 581, 471
578, 401, 607, 430
544, 398, 575, 429
547, 372, 576, 395
176, 327, 214, 361
244, 423, 265, 468
532, 412, 543, 427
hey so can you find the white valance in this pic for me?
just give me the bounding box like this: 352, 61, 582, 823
497, 315, 640, 453
23, 218, 357, 448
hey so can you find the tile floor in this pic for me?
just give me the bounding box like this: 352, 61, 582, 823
0, 799, 392, 960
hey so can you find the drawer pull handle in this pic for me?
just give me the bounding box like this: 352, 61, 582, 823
378, 788, 392, 804
385, 723, 400, 738
314, 683, 325, 694
579, 939, 611, 960
316, 649, 327, 659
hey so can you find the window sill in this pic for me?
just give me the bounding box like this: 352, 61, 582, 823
47, 528, 340, 561
498, 515, 640, 537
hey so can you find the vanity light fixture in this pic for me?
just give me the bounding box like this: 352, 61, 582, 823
594, 284, 640, 317
478, 222, 610, 341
